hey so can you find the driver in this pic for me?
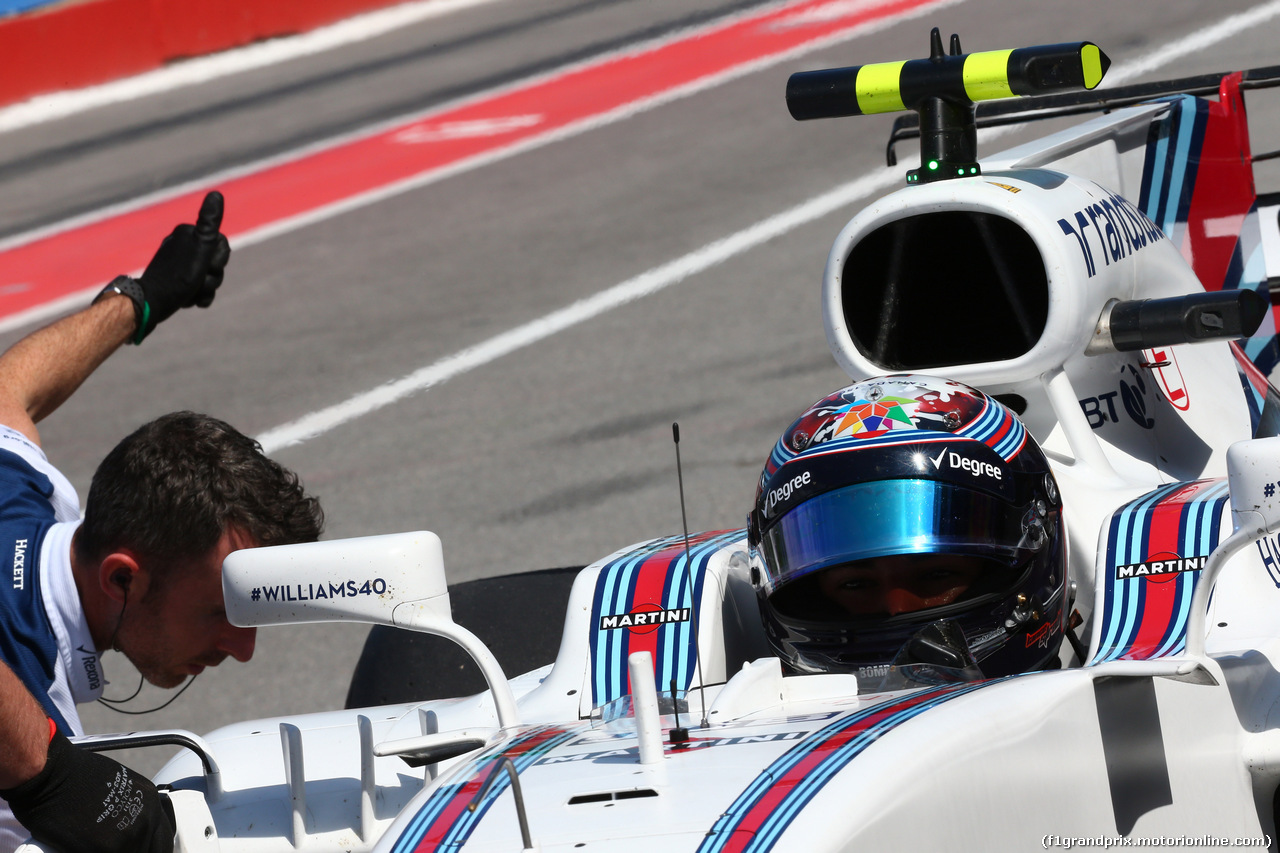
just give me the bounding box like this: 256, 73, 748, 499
748, 374, 1068, 681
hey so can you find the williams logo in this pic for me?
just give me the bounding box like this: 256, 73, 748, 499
250, 578, 388, 602
600, 603, 690, 634
1114, 554, 1206, 581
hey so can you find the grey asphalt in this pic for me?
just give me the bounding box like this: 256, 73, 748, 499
0, 0, 1275, 774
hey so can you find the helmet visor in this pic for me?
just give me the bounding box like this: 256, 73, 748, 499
757, 478, 1034, 594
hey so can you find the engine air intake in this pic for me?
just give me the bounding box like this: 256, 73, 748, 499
842, 212, 1048, 370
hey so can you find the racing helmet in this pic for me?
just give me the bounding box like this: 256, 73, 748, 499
749, 375, 1066, 680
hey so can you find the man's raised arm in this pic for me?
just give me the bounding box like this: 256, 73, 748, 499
0, 191, 231, 446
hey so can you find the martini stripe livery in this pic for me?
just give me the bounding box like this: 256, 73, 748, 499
1089, 479, 1229, 664
589, 529, 744, 707
698, 681, 990, 852
391, 725, 580, 853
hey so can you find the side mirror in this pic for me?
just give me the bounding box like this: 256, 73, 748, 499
1184, 437, 1280, 659
1227, 436, 1280, 534
222, 531, 519, 728
222, 531, 451, 628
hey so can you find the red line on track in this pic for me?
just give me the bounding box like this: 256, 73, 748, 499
0, 0, 943, 321
0, 0, 409, 108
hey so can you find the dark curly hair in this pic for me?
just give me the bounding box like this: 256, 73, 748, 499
75, 412, 323, 579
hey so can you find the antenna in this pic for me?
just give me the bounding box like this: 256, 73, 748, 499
673, 423, 709, 729
785, 29, 1110, 183
668, 678, 689, 746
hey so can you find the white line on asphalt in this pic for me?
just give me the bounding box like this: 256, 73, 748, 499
231, 0, 957, 252
255, 165, 903, 453
1103, 0, 1280, 86
0, 0, 956, 339
254, 0, 1280, 453
0, 0, 508, 134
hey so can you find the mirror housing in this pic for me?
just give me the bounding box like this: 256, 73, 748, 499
1184, 437, 1280, 659
223, 531, 450, 628
222, 531, 520, 727
1227, 436, 1280, 534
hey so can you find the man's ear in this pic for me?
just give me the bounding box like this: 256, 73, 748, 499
98, 553, 143, 605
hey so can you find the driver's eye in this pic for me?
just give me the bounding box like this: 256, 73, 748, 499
837, 577, 876, 591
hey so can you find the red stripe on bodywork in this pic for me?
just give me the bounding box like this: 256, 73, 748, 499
622, 529, 728, 691
412, 759, 493, 852
719, 689, 945, 852
1232, 340, 1271, 397
1183, 73, 1255, 294
412, 726, 570, 852
623, 548, 679, 693
1123, 492, 1185, 659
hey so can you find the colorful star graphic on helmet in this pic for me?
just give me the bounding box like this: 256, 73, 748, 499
835, 397, 917, 437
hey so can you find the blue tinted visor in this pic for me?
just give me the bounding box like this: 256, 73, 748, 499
757, 479, 1029, 594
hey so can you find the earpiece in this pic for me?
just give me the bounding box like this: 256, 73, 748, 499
108, 571, 131, 654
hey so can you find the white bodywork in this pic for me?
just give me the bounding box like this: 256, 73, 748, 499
24, 92, 1280, 851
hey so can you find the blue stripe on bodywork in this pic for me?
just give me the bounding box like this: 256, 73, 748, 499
698, 680, 996, 853
1090, 480, 1229, 663
588, 530, 743, 708
1139, 96, 1207, 242
389, 725, 580, 853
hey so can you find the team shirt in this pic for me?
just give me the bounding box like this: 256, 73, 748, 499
0, 426, 103, 852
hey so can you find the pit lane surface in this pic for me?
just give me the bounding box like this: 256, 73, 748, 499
0, 0, 1275, 773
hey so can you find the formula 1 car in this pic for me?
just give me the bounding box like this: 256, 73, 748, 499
26, 30, 1280, 852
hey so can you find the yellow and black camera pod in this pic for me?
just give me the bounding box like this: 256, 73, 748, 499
786, 29, 1109, 184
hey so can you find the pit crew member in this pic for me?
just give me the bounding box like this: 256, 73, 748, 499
0, 192, 324, 853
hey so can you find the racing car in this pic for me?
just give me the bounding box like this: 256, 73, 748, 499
26, 29, 1280, 852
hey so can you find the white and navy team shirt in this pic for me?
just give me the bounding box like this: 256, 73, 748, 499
0, 427, 105, 851
0, 426, 103, 734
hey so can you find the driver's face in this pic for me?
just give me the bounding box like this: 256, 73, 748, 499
816, 554, 986, 617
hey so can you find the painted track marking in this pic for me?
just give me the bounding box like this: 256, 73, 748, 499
0, 0, 509, 134
0, 0, 952, 334
256, 0, 1280, 452
255, 165, 904, 452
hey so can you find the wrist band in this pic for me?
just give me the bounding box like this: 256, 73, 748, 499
94, 275, 150, 345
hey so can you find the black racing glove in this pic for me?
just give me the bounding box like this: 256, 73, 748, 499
0, 730, 175, 853
103, 190, 231, 344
